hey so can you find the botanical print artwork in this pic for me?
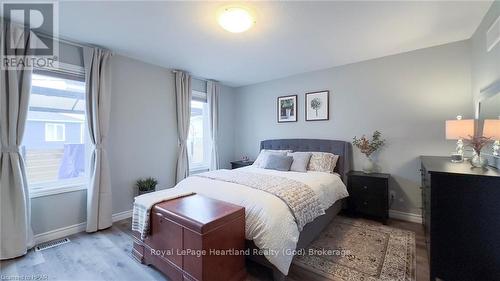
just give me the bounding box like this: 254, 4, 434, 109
277, 95, 298, 123
306, 90, 329, 121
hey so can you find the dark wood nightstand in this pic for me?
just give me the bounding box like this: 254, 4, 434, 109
230, 160, 254, 169
347, 171, 389, 224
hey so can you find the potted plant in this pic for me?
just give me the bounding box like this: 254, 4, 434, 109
353, 131, 386, 173
465, 135, 492, 168
135, 177, 158, 195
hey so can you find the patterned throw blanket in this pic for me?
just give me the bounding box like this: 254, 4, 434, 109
194, 170, 325, 231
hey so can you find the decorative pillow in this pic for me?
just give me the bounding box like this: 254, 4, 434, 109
307, 152, 340, 173
253, 149, 292, 168
288, 152, 312, 172
263, 154, 293, 171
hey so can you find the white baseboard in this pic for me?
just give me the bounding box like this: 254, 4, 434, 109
389, 210, 422, 224
33, 209, 133, 245
112, 209, 133, 222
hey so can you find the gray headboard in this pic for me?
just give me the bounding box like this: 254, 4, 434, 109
260, 139, 352, 183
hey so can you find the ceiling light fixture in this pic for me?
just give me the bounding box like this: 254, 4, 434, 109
217, 7, 255, 33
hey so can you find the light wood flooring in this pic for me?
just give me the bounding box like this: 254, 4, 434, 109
0, 217, 428, 281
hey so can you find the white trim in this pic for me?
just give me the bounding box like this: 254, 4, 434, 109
389, 210, 422, 224
33, 210, 133, 245
28, 118, 84, 124
112, 210, 133, 222
30, 184, 86, 198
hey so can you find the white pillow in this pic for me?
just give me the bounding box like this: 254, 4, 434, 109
253, 149, 292, 168
307, 152, 339, 173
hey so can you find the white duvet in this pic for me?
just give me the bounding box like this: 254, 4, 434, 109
145, 166, 348, 274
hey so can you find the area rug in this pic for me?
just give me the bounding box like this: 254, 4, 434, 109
293, 216, 416, 281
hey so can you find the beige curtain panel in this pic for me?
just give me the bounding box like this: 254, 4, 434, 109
207, 80, 220, 171
83, 46, 113, 232
0, 22, 35, 259
175, 71, 192, 183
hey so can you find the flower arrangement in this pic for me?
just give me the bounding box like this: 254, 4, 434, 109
464, 135, 492, 156
352, 131, 386, 158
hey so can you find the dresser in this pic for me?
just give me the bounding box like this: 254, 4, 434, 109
347, 171, 389, 224
133, 194, 246, 281
421, 156, 500, 281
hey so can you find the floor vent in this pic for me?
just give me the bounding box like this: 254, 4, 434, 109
35, 237, 70, 251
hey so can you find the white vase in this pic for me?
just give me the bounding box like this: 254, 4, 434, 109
362, 156, 375, 173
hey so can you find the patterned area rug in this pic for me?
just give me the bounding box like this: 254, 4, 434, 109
293, 217, 416, 281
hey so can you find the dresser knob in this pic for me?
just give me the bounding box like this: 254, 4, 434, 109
363, 186, 368, 190
363, 201, 368, 205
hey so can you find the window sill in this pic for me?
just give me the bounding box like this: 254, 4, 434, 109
190, 167, 209, 175
30, 184, 87, 198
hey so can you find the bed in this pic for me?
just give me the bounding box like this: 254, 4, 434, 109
133, 139, 352, 281
247, 139, 352, 280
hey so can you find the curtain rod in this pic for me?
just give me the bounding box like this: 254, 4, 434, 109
172, 70, 219, 83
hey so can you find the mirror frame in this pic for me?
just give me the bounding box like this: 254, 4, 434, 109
475, 79, 500, 169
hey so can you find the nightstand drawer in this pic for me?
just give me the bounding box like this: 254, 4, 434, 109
349, 176, 387, 196
350, 192, 386, 215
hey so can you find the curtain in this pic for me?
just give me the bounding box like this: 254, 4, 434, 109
207, 81, 220, 171
83, 47, 113, 232
175, 71, 192, 183
0, 22, 34, 259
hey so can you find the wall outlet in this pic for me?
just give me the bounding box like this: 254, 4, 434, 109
389, 190, 396, 205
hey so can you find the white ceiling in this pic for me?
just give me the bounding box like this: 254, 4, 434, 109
56, 1, 492, 87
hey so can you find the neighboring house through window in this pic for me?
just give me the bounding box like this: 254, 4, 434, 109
22, 70, 89, 197
187, 90, 211, 172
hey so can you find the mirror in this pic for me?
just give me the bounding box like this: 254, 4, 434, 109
477, 80, 500, 168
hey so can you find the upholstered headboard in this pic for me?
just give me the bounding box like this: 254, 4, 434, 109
260, 139, 352, 183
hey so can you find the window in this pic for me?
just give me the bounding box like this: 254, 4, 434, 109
187, 91, 211, 171
22, 71, 89, 197
45, 123, 66, 142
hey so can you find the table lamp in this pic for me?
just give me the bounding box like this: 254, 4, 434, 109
483, 118, 500, 156
445, 115, 474, 162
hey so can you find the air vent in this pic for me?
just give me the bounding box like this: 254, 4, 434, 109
486, 15, 500, 52
34, 237, 70, 251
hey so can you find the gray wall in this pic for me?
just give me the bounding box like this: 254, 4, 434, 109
31, 55, 236, 235
232, 41, 473, 215
471, 1, 500, 103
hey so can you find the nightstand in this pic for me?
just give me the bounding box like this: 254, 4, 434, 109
230, 160, 254, 169
347, 171, 389, 224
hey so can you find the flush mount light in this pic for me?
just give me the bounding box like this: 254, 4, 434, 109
217, 7, 255, 33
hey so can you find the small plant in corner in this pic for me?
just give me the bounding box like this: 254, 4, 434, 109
136, 177, 158, 195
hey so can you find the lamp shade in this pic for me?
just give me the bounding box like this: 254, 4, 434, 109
483, 119, 500, 140
445, 119, 474, 140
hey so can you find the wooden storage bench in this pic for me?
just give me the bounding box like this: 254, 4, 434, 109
132, 194, 246, 281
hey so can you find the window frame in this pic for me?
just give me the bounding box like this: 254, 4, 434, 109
45, 123, 66, 142
27, 67, 88, 198
188, 91, 211, 173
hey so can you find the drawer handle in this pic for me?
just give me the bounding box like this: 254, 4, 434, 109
363, 201, 368, 205
363, 186, 368, 190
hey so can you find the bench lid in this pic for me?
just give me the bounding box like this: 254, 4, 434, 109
153, 194, 245, 234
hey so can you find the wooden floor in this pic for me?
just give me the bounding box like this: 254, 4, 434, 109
0, 217, 428, 281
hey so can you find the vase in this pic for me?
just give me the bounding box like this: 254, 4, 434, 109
470, 154, 488, 168
362, 156, 375, 173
